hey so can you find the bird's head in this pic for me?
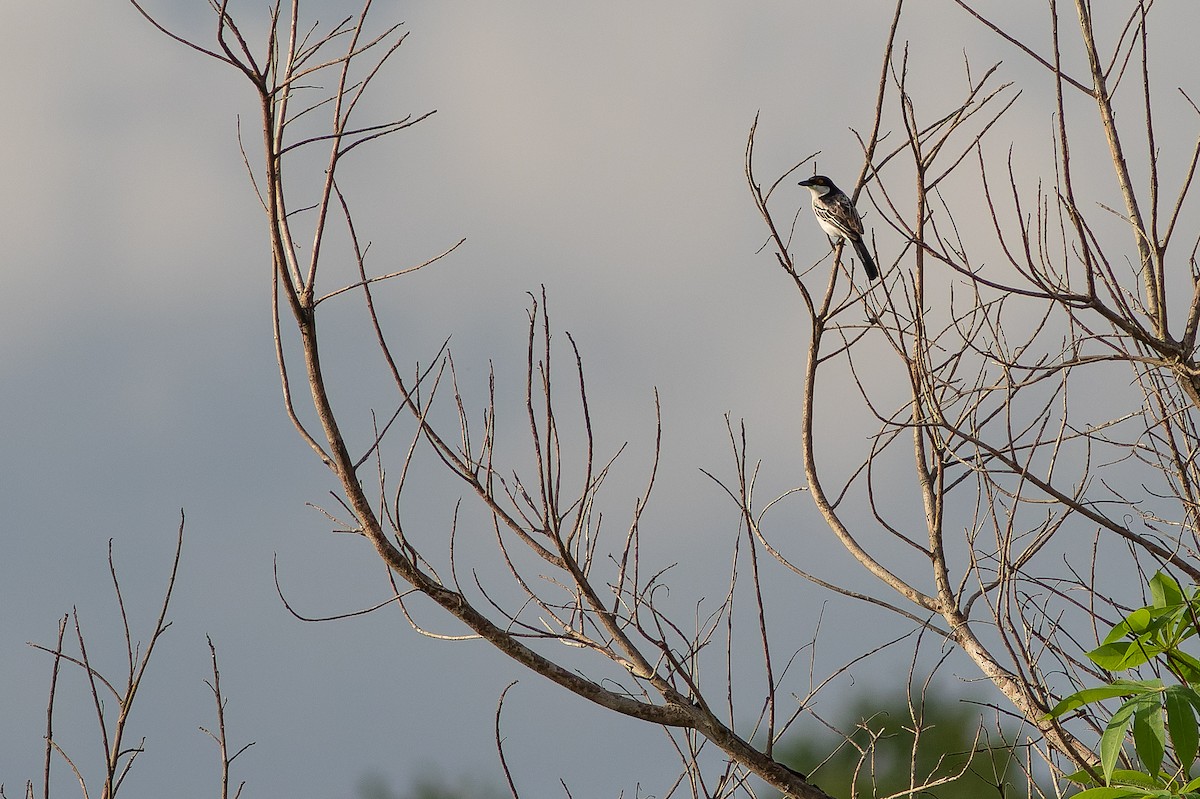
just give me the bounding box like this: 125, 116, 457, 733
798, 175, 836, 196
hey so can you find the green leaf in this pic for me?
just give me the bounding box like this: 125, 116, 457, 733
1102, 604, 1181, 649
1104, 700, 1140, 783
1091, 641, 1150, 671
1127, 607, 1156, 634
1167, 686, 1199, 775
1132, 695, 1166, 777
1167, 651, 1200, 685
1108, 768, 1165, 788
1047, 682, 1159, 718
1104, 611, 1152, 643
1092, 636, 1175, 671
1065, 767, 1101, 785
1067, 787, 1148, 799
1151, 572, 1185, 608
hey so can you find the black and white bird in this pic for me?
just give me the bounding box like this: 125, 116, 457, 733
798, 175, 879, 281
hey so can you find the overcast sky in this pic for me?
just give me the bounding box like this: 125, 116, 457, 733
4, 2, 1199, 797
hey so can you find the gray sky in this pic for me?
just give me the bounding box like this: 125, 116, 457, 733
4, 2, 1199, 797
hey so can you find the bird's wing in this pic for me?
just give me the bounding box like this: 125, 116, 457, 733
820, 193, 864, 238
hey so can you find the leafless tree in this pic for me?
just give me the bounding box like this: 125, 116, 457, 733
122, 1, 1200, 797
16, 518, 253, 799
752, 0, 1200, 788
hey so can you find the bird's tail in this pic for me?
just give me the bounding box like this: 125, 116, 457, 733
852, 238, 879, 281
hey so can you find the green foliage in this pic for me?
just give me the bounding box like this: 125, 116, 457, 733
356, 769, 506, 799
1046, 572, 1200, 798
780, 690, 1022, 799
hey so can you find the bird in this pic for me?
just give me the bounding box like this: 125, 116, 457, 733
798, 175, 879, 280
